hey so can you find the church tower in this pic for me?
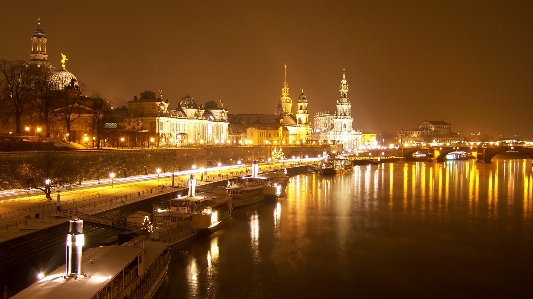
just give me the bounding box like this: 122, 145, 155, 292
333, 69, 353, 136
29, 19, 48, 67
296, 89, 309, 125
278, 64, 292, 115
336, 69, 351, 118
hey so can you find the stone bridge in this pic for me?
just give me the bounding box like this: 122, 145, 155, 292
476, 146, 533, 163
402, 145, 533, 163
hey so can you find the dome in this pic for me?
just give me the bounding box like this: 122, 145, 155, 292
298, 90, 307, 102
179, 94, 197, 109
32, 22, 46, 38
51, 68, 79, 90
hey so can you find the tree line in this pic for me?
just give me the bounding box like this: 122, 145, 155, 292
0, 150, 186, 199
0, 59, 111, 146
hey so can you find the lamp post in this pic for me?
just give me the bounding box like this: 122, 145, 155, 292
36, 127, 42, 142
109, 172, 115, 188
44, 179, 51, 200
156, 168, 161, 181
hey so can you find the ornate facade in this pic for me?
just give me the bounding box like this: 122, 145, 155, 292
122, 91, 229, 147
312, 70, 362, 150
397, 120, 464, 145
229, 64, 311, 145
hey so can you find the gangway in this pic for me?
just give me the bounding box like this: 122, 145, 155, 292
60, 210, 138, 232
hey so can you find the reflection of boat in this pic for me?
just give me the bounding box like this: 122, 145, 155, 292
13, 219, 170, 299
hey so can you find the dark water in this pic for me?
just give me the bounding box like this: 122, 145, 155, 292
155, 159, 533, 299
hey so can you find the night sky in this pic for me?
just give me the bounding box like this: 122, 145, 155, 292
1, 0, 532, 138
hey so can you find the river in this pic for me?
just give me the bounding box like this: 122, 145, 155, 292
155, 158, 533, 298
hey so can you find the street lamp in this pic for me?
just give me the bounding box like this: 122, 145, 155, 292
109, 172, 115, 188
36, 127, 42, 141
44, 179, 51, 200
156, 168, 161, 181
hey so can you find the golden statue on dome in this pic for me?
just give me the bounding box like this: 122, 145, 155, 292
61, 53, 68, 69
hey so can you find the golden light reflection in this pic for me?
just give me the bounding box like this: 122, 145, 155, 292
274, 202, 282, 235
402, 164, 408, 212
389, 164, 394, 209
250, 212, 259, 263
526, 175, 533, 218
421, 163, 426, 216
187, 259, 199, 294
429, 167, 434, 211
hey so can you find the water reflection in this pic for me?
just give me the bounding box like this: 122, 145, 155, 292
250, 212, 259, 264
167, 158, 533, 299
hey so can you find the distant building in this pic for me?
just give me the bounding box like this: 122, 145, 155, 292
397, 120, 464, 145
311, 70, 362, 150
361, 133, 377, 147
117, 91, 229, 147
228, 64, 311, 145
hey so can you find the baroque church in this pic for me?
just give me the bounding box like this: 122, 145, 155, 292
311, 70, 362, 150
25, 20, 229, 148
27, 20, 95, 144
228, 64, 311, 146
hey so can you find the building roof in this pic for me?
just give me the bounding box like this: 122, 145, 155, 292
425, 120, 450, 126
229, 114, 281, 125
12, 245, 141, 299
32, 21, 46, 38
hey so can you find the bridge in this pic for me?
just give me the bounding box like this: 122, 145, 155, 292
402, 145, 533, 163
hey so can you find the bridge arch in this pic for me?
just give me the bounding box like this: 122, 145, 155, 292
476, 146, 533, 163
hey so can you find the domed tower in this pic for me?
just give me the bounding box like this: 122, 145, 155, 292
29, 19, 48, 67
296, 89, 309, 125
278, 64, 292, 115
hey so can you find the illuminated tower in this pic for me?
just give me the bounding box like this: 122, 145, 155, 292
296, 89, 309, 125
333, 69, 353, 136
278, 64, 292, 115
29, 19, 48, 67
336, 69, 351, 118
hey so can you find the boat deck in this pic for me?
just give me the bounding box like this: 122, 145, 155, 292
12, 240, 168, 299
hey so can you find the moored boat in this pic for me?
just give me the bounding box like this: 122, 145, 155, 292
153, 174, 233, 236
12, 218, 170, 299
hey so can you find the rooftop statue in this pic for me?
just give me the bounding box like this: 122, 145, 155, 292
61, 53, 68, 69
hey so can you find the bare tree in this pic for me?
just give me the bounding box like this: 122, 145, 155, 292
28, 64, 56, 138
52, 79, 83, 141
14, 151, 79, 199
0, 60, 33, 134
87, 93, 111, 148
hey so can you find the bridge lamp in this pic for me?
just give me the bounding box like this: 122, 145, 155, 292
156, 168, 161, 181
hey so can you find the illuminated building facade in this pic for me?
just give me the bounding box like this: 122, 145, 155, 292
397, 120, 464, 145
312, 70, 362, 150
229, 64, 311, 145
122, 91, 229, 146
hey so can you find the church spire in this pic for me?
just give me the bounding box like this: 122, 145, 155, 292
278, 64, 292, 115
339, 68, 349, 101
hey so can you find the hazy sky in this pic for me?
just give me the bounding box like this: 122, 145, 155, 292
1, 0, 532, 138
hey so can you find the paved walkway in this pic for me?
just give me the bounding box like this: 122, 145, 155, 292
0, 173, 228, 244
0, 161, 302, 244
